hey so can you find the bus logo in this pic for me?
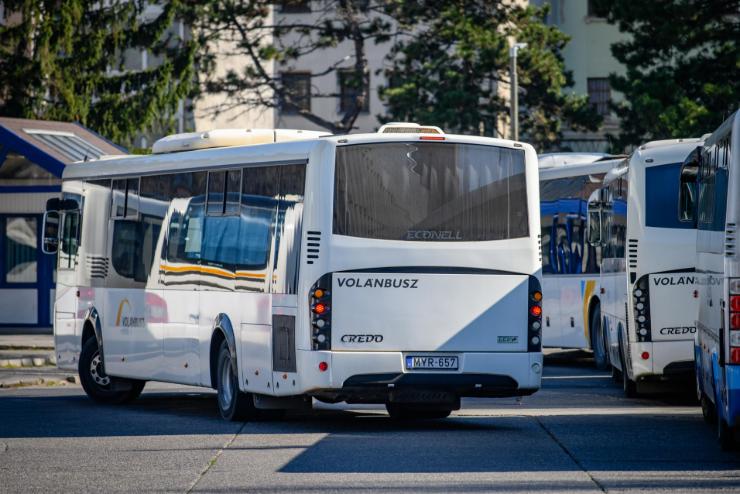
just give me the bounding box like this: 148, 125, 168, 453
115, 298, 145, 328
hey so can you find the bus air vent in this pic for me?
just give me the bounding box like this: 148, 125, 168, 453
726, 223, 737, 258
628, 239, 638, 271
537, 234, 542, 263
377, 122, 444, 134
86, 255, 109, 279
306, 231, 321, 265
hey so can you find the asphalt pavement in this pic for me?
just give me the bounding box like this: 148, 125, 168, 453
1, 354, 739, 493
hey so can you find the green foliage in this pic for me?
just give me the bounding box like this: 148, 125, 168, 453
0, 0, 198, 146
592, 0, 740, 151
379, 1, 601, 151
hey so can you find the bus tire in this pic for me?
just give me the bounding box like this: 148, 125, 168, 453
618, 338, 638, 398
385, 404, 452, 420
611, 363, 621, 382
590, 305, 608, 370
701, 394, 717, 424
78, 337, 146, 404
718, 414, 737, 451
216, 340, 257, 422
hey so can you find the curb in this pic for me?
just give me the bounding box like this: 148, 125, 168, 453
0, 355, 57, 369
0, 375, 78, 389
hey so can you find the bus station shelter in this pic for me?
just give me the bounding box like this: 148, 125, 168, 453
0, 117, 125, 331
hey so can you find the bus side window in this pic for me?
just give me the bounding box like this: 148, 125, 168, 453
272, 164, 306, 294
240, 166, 280, 294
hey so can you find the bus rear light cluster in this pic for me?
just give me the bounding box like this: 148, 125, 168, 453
729, 279, 740, 364
310, 274, 332, 350
528, 277, 543, 352
633, 275, 652, 342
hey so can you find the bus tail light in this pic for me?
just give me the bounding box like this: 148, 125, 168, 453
310, 274, 332, 350
528, 276, 543, 352
730, 279, 740, 364
633, 275, 652, 342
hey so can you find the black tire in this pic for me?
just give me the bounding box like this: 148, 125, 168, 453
610, 363, 622, 382
386, 404, 452, 420
701, 393, 717, 424
216, 340, 258, 421
78, 337, 146, 404
618, 337, 638, 398
718, 409, 737, 451
591, 306, 608, 370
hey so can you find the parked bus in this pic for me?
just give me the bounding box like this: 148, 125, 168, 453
539, 154, 624, 368
588, 139, 702, 396
691, 109, 740, 449
43, 125, 544, 421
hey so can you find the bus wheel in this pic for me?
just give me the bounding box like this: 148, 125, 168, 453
610, 363, 621, 382
590, 306, 608, 370
216, 340, 257, 421
619, 343, 638, 398
78, 337, 146, 404
701, 394, 717, 424
717, 413, 737, 451
386, 404, 452, 420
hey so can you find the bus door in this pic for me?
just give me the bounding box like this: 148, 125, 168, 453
158, 183, 206, 384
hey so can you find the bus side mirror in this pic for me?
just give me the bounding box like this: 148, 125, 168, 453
42, 211, 60, 254
679, 147, 701, 228
587, 207, 601, 245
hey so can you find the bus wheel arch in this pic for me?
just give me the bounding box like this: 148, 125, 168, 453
210, 314, 237, 390
82, 307, 104, 353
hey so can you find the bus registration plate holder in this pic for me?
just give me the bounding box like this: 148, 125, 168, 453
405, 355, 458, 371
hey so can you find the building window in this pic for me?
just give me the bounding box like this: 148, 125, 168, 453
280, 0, 310, 13
339, 69, 370, 114
587, 0, 602, 18
281, 72, 311, 114
5, 217, 37, 283
587, 78, 611, 116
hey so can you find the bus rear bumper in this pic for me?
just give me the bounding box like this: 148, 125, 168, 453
631, 340, 695, 381
301, 350, 542, 404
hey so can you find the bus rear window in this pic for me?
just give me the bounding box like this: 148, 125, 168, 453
645, 163, 694, 229
333, 142, 529, 241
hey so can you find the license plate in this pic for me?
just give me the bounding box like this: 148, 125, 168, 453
405, 355, 458, 370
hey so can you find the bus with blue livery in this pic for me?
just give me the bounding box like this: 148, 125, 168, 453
539, 155, 623, 368
690, 109, 740, 449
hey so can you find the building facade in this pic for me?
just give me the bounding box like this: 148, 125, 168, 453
193, 1, 628, 152
529, 0, 628, 152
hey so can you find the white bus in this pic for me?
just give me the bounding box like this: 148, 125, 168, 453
690, 109, 740, 449
43, 125, 544, 421
539, 154, 624, 368
588, 139, 702, 396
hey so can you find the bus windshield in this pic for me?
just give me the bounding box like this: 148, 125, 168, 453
333, 142, 528, 241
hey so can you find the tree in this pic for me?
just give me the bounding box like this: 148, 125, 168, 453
193, 0, 392, 134
0, 0, 198, 146
593, 0, 740, 151
378, 1, 601, 151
